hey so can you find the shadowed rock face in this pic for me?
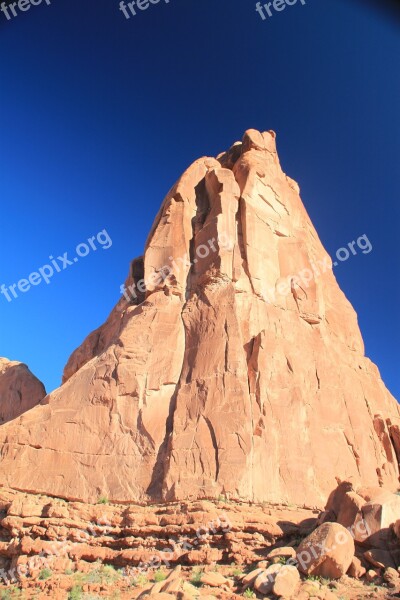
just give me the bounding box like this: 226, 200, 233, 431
0, 129, 398, 505
0, 359, 46, 425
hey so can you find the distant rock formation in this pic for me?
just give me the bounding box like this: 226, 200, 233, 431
0, 129, 398, 505
0, 358, 45, 425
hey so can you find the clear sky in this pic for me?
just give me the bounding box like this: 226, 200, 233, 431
0, 0, 399, 399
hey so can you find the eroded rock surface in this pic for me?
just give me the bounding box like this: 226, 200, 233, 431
0, 129, 399, 505
0, 358, 46, 425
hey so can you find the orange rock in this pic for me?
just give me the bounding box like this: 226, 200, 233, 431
296, 522, 355, 579
0, 129, 398, 507
254, 564, 282, 594
241, 567, 264, 587
362, 492, 400, 547
383, 567, 400, 588
267, 546, 296, 560
199, 572, 228, 587
0, 358, 45, 425
272, 565, 300, 598
366, 569, 379, 582
347, 556, 366, 578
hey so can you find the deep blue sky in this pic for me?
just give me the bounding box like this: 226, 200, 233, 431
0, 0, 399, 399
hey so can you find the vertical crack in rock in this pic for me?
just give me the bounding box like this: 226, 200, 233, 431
235, 198, 255, 293
244, 332, 264, 500
315, 369, 321, 390
343, 432, 361, 476
245, 332, 264, 412
388, 421, 400, 465
373, 415, 395, 466
203, 416, 220, 481
224, 319, 229, 372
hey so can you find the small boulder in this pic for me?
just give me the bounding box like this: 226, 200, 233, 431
347, 556, 366, 579
254, 564, 282, 594
256, 560, 268, 568
241, 567, 264, 587
272, 565, 301, 598
199, 572, 228, 587
383, 567, 400, 588
267, 546, 297, 561
366, 569, 378, 582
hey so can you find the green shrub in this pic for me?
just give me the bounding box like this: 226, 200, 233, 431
38, 567, 53, 580
153, 569, 167, 582
243, 589, 256, 598
83, 564, 120, 585
190, 568, 203, 587
307, 575, 321, 582
0, 588, 22, 600
131, 573, 149, 587
68, 585, 83, 600
97, 496, 109, 505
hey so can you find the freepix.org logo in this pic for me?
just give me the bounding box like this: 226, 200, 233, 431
119, 0, 170, 20
256, 0, 306, 21
1, 230, 112, 303
0, 0, 51, 21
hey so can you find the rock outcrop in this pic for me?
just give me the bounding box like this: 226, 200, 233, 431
0, 129, 399, 506
0, 358, 46, 425
0, 487, 317, 578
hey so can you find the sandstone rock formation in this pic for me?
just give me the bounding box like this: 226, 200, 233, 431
0, 129, 399, 506
0, 358, 46, 425
0, 487, 317, 578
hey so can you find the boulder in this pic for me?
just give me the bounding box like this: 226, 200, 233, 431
296, 522, 355, 579
267, 546, 297, 561
272, 565, 301, 598
254, 564, 282, 594
383, 567, 400, 588
361, 491, 400, 547
241, 567, 264, 587
347, 556, 366, 578
199, 572, 228, 587
366, 569, 378, 582
326, 483, 400, 548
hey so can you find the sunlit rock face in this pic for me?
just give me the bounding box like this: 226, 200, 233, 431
0, 129, 398, 506
0, 358, 46, 425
